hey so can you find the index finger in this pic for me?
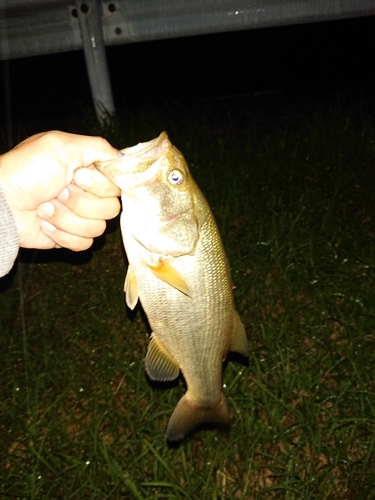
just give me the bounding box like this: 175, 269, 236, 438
74, 166, 121, 197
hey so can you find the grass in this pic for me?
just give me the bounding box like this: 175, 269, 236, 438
1, 86, 375, 498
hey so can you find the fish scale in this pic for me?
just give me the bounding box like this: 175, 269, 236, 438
95, 132, 248, 442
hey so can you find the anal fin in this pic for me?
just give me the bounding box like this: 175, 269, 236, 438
145, 334, 180, 382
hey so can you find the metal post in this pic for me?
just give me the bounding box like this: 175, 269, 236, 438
0, 0, 13, 148
75, 0, 115, 123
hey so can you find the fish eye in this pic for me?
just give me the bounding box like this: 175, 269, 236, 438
168, 169, 185, 185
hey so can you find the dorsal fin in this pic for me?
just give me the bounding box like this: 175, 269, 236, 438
229, 311, 249, 357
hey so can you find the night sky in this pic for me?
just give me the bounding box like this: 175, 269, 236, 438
1, 15, 375, 132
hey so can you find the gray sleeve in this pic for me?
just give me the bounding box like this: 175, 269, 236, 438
0, 187, 19, 277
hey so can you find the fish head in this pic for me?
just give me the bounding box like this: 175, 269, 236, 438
96, 132, 206, 256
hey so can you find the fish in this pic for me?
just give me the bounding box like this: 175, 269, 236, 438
96, 132, 248, 442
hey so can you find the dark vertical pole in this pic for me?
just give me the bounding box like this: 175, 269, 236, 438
75, 0, 115, 123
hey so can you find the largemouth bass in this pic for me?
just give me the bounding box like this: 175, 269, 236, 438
96, 132, 248, 441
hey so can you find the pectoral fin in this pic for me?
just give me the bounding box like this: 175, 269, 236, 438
124, 265, 139, 310
145, 334, 180, 381
147, 261, 190, 297
229, 311, 249, 357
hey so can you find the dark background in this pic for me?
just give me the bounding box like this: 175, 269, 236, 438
1, 15, 375, 129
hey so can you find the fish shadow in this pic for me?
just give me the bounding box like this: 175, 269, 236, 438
167, 421, 231, 448
224, 350, 249, 369
145, 373, 181, 391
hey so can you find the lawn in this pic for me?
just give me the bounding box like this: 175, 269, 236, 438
1, 86, 375, 498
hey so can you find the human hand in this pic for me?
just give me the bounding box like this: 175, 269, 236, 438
0, 131, 121, 251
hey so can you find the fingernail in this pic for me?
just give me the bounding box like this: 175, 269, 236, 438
40, 219, 56, 233
74, 169, 93, 188
37, 202, 55, 217
57, 187, 70, 201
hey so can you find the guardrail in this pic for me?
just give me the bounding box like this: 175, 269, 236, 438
1, 0, 374, 121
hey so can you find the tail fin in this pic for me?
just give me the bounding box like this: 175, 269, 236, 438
166, 392, 230, 442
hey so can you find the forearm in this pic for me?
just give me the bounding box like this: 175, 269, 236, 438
0, 187, 19, 277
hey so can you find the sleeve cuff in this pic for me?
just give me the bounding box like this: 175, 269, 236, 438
0, 187, 19, 277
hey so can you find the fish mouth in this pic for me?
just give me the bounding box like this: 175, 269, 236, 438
120, 131, 170, 161
122, 132, 171, 176
94, 131, 172, 185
